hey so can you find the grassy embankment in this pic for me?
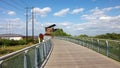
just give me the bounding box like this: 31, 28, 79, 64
0, 38, 37, 56
0, 44, 33, 57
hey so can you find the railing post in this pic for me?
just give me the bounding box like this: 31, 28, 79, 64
48, 40, 50, 51
35, 45, 39, 68
97, 39, 100, 52
46, 41, 48, 55
91, 38, 94, 49
82, 38, 84, 46
40, 43, 44, 62
78, 39, 80, 45
24, 50, 28, 68
86, 38, 88, 48
119, 42, 120, 61
106, 40, 109, 56
43, 42, 46, 59
0, 60, 3, 68
83, 38, 85, 46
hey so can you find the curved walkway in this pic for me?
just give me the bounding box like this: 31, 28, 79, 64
45, 39, 120, 68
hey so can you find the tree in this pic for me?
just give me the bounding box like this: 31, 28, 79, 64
53, 28, 71, 36
95, 33, 120, 40
77, 34, 88, 38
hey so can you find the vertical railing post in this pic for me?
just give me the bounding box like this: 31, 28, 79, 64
97, 39, 100, 52
41, 43, 44, 62
78, 39, 80, 45
35, 45, 39, 68
80, 39, 82, 45
46, 41, 49, 55
43, 42, 46, 59
106, 40, 109, 56
24, 50, 28, 68
82, 38, 84, 46
86, 38, 88, 48
85, 38, 87, 47
119, 42, 120, 61
88, 39, 91, 48
47, 41, 49, 52
46, 41, 48, 55
0, 60, 3, 68
91, 38, 94, 49
48, 40, 50, 52
81, 39, 83, 45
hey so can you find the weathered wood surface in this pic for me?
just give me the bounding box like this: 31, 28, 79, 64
45, 39, 120, 68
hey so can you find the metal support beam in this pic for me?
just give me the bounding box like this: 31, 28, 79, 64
32, 7, 34, 43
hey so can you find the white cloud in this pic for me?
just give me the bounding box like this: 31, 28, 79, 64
1, 6, 120, 36
90, 7, 104, 15
59, 22, 71, 26
0, 18, 25, 34
8, 18, 21, 23
33, 7, 51, 17
80, 6, 120, 35
71, 8, 84, 14
8, 11, 16, 16
54, 8, 70, 17
99, 16, 111, 20
114, 6, 120, 9
82, 6, 120, 21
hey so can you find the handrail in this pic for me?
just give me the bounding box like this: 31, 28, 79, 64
56, 36, 120, 62
57, 36, 120, 42
0, 39, 53, 68
0, 44, 37, 60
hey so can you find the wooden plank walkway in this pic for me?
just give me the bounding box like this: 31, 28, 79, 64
44, 39, 120, 68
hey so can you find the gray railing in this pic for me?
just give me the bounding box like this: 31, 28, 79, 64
0, 39, 53, 68
56, 36, 120, 62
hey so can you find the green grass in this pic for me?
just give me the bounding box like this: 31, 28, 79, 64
0, 45, 32, 56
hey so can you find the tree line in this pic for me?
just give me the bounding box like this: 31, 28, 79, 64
77, 33, 120, 40
53, 29, 120, 40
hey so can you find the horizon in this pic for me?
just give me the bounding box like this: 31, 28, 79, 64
0, 0, 120, 36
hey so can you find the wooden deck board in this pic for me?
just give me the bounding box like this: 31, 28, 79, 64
44, 39, 120, 68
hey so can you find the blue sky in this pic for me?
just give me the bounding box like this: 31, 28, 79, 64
0, 0, 120, 36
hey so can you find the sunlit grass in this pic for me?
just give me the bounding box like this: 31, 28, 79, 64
0, 45, 32, 56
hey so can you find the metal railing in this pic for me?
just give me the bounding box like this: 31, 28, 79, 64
0, 39, 53, 68
56, 36, 120, 62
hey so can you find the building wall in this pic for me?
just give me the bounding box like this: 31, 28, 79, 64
1, 37, 23, 40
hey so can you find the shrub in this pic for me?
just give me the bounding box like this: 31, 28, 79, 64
0, 39, 26, 46
0, 39, 2, 45
0, 49, 14, 55
18, 40, 26, 45
27, 38, 33, 43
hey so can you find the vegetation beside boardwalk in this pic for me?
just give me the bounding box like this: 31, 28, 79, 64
0, 38, 38, 56
53, 29, 120, 41
0, 29, 120, 57
0, 45, 30, 56
77, 33, 120, 41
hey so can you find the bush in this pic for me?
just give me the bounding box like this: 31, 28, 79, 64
3, 39, 11, 46
0, 40, 2, 45
27, 38, 33, 43
10, 40, 19, 46
18, 40, 26, 45
0, 49, 14, 55
0, 39, 26, 46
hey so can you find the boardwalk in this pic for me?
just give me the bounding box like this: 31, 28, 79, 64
45, 39, 120, 68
